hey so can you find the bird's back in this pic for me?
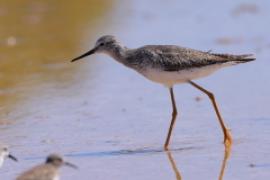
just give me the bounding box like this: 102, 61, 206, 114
126, 45, 255, 71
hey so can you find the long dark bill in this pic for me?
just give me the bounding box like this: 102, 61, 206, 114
8, 154, 18, 162
71, 48, 96, 62
64, 161, 78, 169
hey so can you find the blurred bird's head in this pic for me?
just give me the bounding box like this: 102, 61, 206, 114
0, 146, 17, 167
46, 154, 77, 169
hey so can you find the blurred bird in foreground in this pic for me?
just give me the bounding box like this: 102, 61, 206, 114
16, 154, 77, 180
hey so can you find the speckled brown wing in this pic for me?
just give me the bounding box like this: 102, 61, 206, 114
137, 45, 255, 71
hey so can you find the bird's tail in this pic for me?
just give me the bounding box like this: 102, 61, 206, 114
212, 53, 256, 63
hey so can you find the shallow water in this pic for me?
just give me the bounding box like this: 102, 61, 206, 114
1, 0, 270, 179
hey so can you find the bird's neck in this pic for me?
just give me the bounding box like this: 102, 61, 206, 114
107, 44, 128, 64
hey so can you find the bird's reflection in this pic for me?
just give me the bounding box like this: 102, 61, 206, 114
165, 145, 231, 180
166, 150, 182, 180
219, 145, 231, 180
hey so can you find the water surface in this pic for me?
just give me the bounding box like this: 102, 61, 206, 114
1, 0, 270, 179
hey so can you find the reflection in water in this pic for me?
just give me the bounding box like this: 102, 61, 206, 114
166, 150, 182, 180
165, 146, 231, 180
219, 145, 231, 180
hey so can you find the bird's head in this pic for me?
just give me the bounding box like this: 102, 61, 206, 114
71, 35, 120, 62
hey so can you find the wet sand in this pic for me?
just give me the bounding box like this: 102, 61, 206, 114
1, 0, 270, 179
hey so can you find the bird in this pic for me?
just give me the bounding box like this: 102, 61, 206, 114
71, 35, 255, 150
16, 154, 77, 180
0, 145, 18, 168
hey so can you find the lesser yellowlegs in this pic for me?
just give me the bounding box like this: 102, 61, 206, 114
71, 35, 255, 150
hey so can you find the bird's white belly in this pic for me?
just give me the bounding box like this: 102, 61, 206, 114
141, 64, 230, 87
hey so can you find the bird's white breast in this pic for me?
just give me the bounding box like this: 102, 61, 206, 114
141, 63, 233, 87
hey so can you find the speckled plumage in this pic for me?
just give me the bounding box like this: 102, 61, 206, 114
126, 45, 254, 72
123, 44, 255, 86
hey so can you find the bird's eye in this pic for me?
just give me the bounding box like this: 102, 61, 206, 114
100, 43, 105, 46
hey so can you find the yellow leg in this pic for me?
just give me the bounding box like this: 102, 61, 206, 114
164, 87, 178, 150
188, 81, 232, 147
